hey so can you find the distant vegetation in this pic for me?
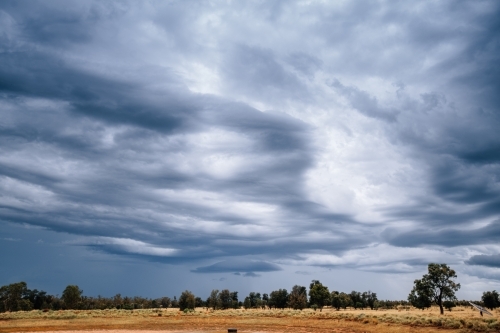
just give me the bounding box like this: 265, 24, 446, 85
1, 263, 498, 314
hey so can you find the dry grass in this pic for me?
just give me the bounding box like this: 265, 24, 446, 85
0, 306, 499, 333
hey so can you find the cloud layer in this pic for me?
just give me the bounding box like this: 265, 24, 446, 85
1, 0, 499, 297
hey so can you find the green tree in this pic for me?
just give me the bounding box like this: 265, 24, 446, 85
178, 290, 195, 311
113, 294, 123, 309
309, 280, 330, 312
246, 292, 261, 308
160, 296, 171, 308
218, 289, 232, 310
443, 300, 456, 311
408, 263, 460, 315
363, 291, 378, 310
243, 296, 251, 309
331, 291, 342, 310
268, 289, 288, 309
171, 296, 179, 308
408, 278, 432, 310
340, 292, 351, 309
26, 289, 52, 310
482, 290, 500, 310
331, 291, 352, 310
0, 282, 32, 312
195, 297, 204, 308
261, 293, 269, 309
62, 285, 83, 309
349, 291, 364, 309
208, 289, 219, 310
288, 285, 307, 310
230, 291, 239, 309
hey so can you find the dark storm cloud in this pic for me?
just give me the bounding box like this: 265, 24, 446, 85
1, 0, 500, 296
191, 260, 281, 274
0, 51, 199, 134
0, 0, 371, 272
383, 221, 500, 247
375, 0, 500, 236
466, 254, 500, 268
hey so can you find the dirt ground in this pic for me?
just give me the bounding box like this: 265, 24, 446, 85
2, 306, 496, 333
0, 314, 462, 333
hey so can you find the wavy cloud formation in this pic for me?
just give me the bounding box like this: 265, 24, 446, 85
1, 0, 499, 298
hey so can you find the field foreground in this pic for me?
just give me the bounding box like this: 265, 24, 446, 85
1, 307, 499, 333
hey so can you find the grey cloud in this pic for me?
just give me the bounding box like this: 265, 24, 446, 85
329, 79, 399, 122
0, 52, 199, 135
222, 44, 309, 102
466, 254, 500, 268
1, 1, 124, 47
191, 260, 281, 274
459, 146, 500, 164
383, 139, 500, 229
383, 221, 500, 247
286, 52, 322, 78
1, 0, 500, 297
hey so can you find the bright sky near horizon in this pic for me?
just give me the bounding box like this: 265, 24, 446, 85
1, 0, 499, 300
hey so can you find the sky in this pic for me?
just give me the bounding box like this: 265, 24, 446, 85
1, 0, 499, 301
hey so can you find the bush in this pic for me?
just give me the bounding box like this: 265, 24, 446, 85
443, 300, 455, 311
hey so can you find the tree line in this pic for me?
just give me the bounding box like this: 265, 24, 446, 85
0, 280, 385, 313
1, 264, 499, 314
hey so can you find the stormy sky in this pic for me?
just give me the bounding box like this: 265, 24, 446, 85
1, 0, 499, 300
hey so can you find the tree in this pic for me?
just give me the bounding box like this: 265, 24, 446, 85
160, 296, 171, 308
0, 282, 32, 312
363, 291, 378, 310
331, 291, 342, 310
408, 279, 432, 310
113, 294, 123, 309
332, 291, 353, 310
171, 296, 179, 308
443, 300, 455, 311
208, 289, 219, 310
340, 292, 351, 309
26, 289, 52, 310
178, 290, 195, 311
482, 290, 500, 310
195, 297, 204, 308
288, 285, 307, 310
218, 289, 232, 310
349, 291, 364, 309
243, 296, 251, 309
309, 280, 330, 312
230, 291, 239, 309
246, 292, 261, 308
268, 289, 288, 309
62, 285, 83, 309
261, 293, 269, 309
408, 263, 460, 315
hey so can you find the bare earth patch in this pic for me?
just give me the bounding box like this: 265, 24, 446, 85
1, 307, 498, 333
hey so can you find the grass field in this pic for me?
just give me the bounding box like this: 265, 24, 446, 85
0, 306, 499, 333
